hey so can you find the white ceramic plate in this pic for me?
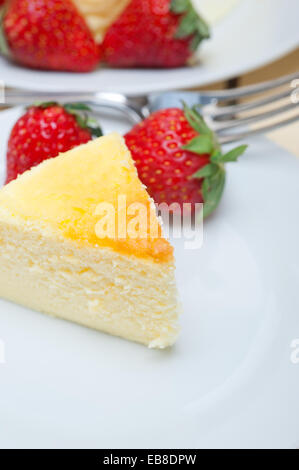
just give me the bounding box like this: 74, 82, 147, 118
0, 0, 298, 94
0, 108, 299, 449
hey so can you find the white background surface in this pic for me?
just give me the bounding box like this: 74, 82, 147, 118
0, 108, 298, 448
0, 0, 298, 94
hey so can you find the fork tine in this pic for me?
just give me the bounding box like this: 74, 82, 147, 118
214, 102, 297, 132
218, 113, 299, 145
200, 72, 299, 102
208, 89, 292, 119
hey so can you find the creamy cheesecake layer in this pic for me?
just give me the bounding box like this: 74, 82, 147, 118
0, 214, 180, 348
73, 0, 130, 43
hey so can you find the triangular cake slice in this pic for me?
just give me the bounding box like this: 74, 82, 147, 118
0, 133, 180, 348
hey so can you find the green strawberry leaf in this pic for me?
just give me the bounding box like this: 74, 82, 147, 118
86, 117, 103, 137
175, 9, 198, 38
182, 102, 211, 135
217, 145, 248, 163
202, 169, 226, 218
196, 16, 210, 38
170, 0, 210, 50
190, 34, 202, 52
64, 103, 103, 137
171, 0, 189, 14
183, 134, 214, 154
64, 103, 91, 112
182, 104, 248, 218
210, 150, 222, 163
192, 163, 219, 179
74, 114, 87, 129
35, 102, 58, 109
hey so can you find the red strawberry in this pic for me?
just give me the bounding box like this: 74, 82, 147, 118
125, 105, 247, 217
6, 103, 102, 184
0, 0, 100, 72
103, 0, 210, 68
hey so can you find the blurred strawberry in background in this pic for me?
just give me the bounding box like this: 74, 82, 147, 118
6, 104, 102, 183
0, 0, 100, 72
103, 0, 210, 67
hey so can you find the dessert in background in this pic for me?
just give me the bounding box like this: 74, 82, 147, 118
0, 0, 210, 70
102, 0, 210, 67
0, 134, 180, 348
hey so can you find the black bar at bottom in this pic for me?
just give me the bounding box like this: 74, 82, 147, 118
0, 448, 296, 465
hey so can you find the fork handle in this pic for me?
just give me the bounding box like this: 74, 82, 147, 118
1, 89, 95, 105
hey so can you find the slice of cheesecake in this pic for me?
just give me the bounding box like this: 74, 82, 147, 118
0, 133, 180, 348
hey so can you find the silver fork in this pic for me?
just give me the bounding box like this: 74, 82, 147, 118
2, 72, 299, 145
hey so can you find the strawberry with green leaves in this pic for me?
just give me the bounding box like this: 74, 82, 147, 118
125, 105, 247, 217
0, 0, 100, 72
6, 103, 102, 184
103, 0, 210, 68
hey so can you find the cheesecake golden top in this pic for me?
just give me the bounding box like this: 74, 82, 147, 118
0, 134, 173, 263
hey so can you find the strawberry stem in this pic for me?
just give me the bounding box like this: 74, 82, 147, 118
170, 0, 210, 50
32, 102, 103, 138
64, 103, 103, 137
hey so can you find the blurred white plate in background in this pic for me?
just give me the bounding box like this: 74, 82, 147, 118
0, 0, 298, 94
0, 108, 298, 448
